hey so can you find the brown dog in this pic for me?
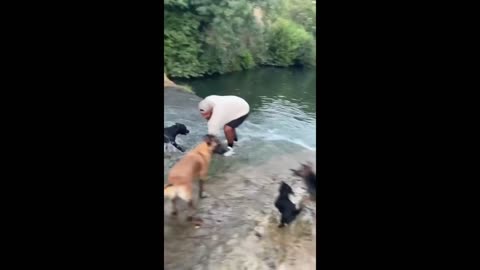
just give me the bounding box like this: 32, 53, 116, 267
164, 135, 228, 218
291, 162, 316, 200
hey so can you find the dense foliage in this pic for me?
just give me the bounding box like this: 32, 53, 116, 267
164, 0, 316, 78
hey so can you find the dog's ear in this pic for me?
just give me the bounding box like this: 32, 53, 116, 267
301, 163, 312, 170
203, 134, 213, 145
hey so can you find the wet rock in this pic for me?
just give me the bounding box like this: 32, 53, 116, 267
196, 245, 206, 256
192, 265, 203, 270
254, 226, 265, 237
267, 260, 276, 269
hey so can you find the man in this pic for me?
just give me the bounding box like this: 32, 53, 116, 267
198, 95, 250, 155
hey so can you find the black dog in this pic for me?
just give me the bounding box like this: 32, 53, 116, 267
164, 123, 190, 152
274, 182, 303, 228
291, 162, 316, 200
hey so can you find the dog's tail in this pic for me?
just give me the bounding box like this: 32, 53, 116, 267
294, 197, 309, 217
294, 205, 304, 218
164, 184, 176, 199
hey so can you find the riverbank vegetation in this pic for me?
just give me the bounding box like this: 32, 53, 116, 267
164, 0, 316, 79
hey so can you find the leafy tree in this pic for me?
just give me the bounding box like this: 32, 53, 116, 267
266, 18, 314, 67
163, 0, 316, 78
164, 11, 205, 78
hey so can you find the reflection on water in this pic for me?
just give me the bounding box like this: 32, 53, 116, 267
175, 67, 316, 152
242, 96, 316, 151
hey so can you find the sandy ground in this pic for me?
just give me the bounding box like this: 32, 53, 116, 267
164, 150, 316, 270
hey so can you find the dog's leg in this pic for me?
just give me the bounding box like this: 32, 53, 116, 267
188, 200, 195, 210
172, 142, 185, 152
278, 216, 288, 228
186, 202, 203, 226
171, 197, 178, 216
186, 199, 196, 221
198, 168, 209, 199
198, 180, 208, 199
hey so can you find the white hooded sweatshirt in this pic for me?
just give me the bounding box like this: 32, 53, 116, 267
198, 95, 250, 136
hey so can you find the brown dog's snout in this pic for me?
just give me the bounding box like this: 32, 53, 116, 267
214, 142, 229, 154
203, 134, 228, 154
203, 134, 216, 145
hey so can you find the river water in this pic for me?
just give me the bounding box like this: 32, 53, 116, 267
164, 67, 316, 270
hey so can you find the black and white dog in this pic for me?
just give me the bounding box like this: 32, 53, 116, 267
164, 123, 190, 152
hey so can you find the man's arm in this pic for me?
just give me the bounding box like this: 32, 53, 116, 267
207, 112, 225, 136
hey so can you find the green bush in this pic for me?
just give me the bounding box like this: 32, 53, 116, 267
164, 12, 205, 78
297, 38, 316, 67
266, 18, 315, 67
282, 0, 316, 36
239, 50, 255, 69
164, 0, 316, 78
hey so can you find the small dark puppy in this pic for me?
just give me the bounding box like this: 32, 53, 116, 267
274, 182, 303, 228
291, 162, 316, 200
164, 123, 190, 152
